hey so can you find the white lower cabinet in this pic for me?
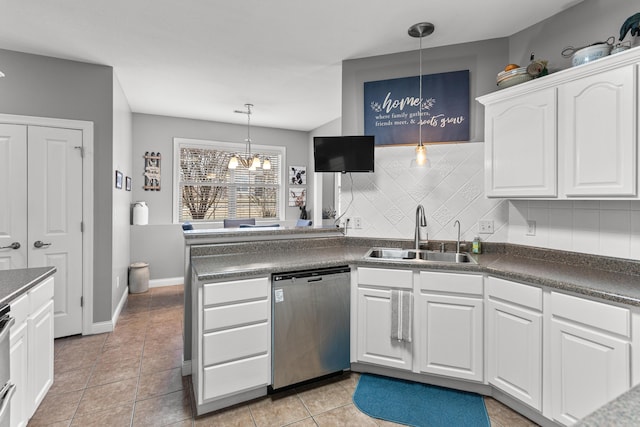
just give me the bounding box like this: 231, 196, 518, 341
10, 276, 54, 427
193, 276, 271, 415
550, 292, 630, 426
356, 267, 413, 370
486, 277, 543, 411
417, 271, 484, 382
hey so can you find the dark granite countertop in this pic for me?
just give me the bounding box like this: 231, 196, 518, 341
576, 384, 640, 426
0, 266, 57, 306
183, 225, 344, 245
191, 239, 640, 307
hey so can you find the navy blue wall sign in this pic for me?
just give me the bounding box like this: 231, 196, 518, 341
364, 69, 470, 145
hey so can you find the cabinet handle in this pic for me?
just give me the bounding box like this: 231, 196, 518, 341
33, 240, 52, 249
0, 242, 20, 250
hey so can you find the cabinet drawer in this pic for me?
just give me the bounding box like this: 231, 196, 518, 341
358, 267, 412, 289
203, 353, 270, 401
10, 293, 29, 328
29, 277, 54, 312
551, 292, 630, 337
420, 271, 483, 295
487, 277, 543, 311
203, 277, 269, 306
203, 299, 269, 332
203, 322, 270, 366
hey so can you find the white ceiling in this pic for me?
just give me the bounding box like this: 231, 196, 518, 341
0, 0, 581, 131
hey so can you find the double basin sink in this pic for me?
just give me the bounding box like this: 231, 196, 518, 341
364, 247, 476, 264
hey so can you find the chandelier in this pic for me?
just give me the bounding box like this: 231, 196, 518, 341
228, 103, 271, 171
408, 22, 435, 167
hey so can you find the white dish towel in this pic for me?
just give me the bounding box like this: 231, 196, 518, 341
391, 290, 413, 342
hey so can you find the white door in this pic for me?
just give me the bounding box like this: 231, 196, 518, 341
551, 318, 629, 425
0, 124, 83, 338
27, 126, 83, 338
559, 65, 636, 197
484, 88, 557, 197
356, 287, 412, 370
487, 299, 542, 410
0, 124, 27, 269
417, 293, 484, 382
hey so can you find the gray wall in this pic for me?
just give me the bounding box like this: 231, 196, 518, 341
112, 74, 133, 311
130, 113, 310, 280
509, 0, 638, 70
342, 38, 508, 139
309, 118, 341, 219
0, 48, 115, 323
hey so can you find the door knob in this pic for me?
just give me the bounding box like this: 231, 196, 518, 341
0, 242, 20, 250
33, 240, 52, 249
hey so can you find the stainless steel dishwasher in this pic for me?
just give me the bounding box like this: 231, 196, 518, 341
272, 266, 351, 390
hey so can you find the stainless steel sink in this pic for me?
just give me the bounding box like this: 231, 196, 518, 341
365, 248, 418, 260
364, 247, 476, 264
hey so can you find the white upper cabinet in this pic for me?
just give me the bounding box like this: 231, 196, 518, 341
484, 88, 557, 197
478, 48, 640, 199
559, 65, 636, 197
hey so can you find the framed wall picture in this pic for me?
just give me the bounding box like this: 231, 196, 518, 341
289, 166, 306, 185
115, 170, 123, 189
289, 187, 306, 207
364, 69, 470, 145
125, 176, 132, 191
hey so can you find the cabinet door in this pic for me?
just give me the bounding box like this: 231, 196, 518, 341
28, 299, 54, 414
559, 65, 636, 197
484, 88, 557, 197
10, 320, 28, 427
551, 318, 629, 425
417, 293, 483, 381
356, 287, 412, 370
487, 299, 542, 410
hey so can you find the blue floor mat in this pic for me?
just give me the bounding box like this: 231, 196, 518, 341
353, 374, 490, 427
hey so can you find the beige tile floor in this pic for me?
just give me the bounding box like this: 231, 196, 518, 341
29, 284, 538, 427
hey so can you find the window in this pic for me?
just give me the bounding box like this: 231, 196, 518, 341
173, 138, 285, 223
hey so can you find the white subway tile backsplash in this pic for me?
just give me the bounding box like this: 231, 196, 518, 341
599, 210, 630, 258
572, 209, 600, 254
547, 208, 573, 251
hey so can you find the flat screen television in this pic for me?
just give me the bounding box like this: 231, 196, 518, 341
313, 135, 375, 173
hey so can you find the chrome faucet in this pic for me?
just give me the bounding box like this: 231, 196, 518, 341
414, 204, 427, 250
454, 220, 461, 253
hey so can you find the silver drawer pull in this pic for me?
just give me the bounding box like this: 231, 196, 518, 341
0, 242, 20, 250
33, 240, 52, 248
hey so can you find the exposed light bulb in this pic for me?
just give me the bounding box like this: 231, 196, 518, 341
228, 155, 238, 169
415, 144, 427, 166
262, 157, 271, 170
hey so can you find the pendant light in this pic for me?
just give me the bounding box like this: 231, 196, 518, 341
408, 22, 435, 167
228, 103, 271, 170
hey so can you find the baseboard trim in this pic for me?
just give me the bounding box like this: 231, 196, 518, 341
91, 320, 113, 334
150, 277, 183, 288
182, 359, 192, 376
112, 285, 129, 327
89, 285, 129, 335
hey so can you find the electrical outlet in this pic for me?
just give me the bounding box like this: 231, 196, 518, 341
527, 220, 537, 236
353, 217, 362, 229
478, 220, 494, 234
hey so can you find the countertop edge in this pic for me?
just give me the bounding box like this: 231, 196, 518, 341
0, 266, 57, 306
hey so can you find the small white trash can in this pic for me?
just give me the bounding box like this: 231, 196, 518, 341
129, 262, 149, 294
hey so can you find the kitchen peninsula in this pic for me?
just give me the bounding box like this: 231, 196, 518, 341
183, 227, 640, 425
